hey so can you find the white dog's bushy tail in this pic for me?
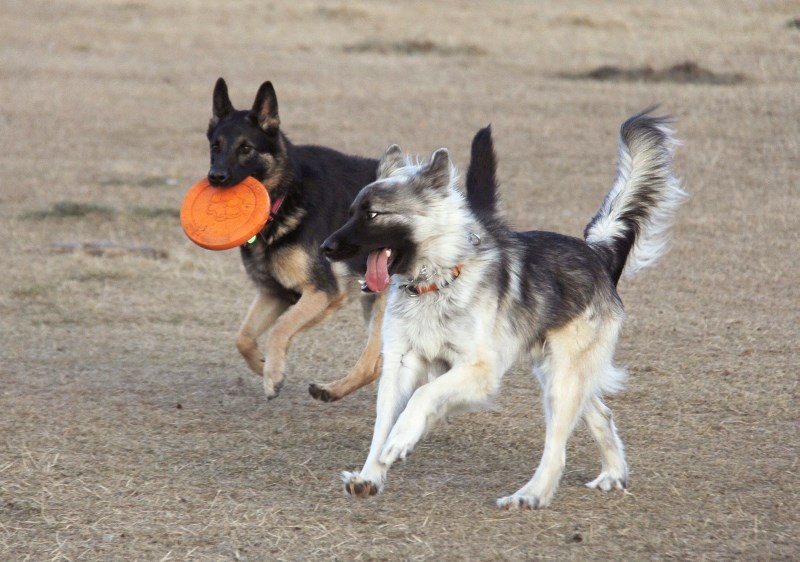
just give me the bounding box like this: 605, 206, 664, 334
584, 109, 687, 284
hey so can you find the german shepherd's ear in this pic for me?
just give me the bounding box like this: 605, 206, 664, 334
210, 78, 234, 127
251, 81, 280, 133
420, 148, 451, 190
377, 145, 405, 178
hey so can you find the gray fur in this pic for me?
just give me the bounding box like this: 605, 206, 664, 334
323, 113, 684, 508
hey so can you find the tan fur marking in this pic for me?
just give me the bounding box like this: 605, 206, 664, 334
269, 245, 311, 290
263, 288, 349, 392
299, 291, 348, 332
265, 210, 307, 245
260, 136, 287, 192
310, 292, 386, 401
236, 292, 291, 376
260, 154, 282, 192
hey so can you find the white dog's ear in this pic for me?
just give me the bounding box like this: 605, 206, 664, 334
422, 148, 451, 189
377, 144, 405, 178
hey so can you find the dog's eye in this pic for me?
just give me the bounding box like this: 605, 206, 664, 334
367, 211, 379, 220
210, 143, 220, 154
238, 145, 253, 156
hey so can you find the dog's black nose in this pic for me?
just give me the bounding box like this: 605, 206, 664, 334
320, 237, 338, 257
208, 170, 229, 185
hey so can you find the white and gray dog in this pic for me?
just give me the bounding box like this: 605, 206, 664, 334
321, 110, 686, 509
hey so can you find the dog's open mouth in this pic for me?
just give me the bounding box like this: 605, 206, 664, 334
364, 248, 393, 293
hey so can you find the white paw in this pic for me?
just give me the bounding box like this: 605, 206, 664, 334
380, 440, 413, 465
585, 471, 627, 491
379, 417, 425, 465
341, 471, 382, 498
496, 493, 546, 510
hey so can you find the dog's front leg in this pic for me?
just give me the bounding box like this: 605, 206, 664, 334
342, 349, 425, 498
379, 358, 500, 467
261, 288, 341, 399
236, 292, 291, 376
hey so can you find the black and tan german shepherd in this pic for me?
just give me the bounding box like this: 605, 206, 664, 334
206, 78, 383, 401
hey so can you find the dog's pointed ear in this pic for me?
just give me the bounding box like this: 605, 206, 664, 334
421, 148, 451, 189
251, 81, 280, 133
210, 78, 234, 127
377, 144, 405, 178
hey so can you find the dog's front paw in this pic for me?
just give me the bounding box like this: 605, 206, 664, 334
263, 374, 285, 400
379, 438, 416, 466
262, 357, 286, 400
341, 471, 381, 498
496, 493, 545, 510
308, 383, 338, 402
585, 471, 628, 492
379, 414, 425, 465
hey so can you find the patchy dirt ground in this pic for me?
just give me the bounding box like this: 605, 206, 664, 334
1, 1, 798, 560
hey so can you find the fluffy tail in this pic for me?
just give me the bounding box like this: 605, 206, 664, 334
584, 109, 687, 285
465, 125, 500, 223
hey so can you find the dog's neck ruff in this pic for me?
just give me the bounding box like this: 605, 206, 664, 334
404, 264, 462, 296
401, 230, 479, 295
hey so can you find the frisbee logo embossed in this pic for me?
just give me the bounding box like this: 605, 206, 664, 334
180, 177, 270, 250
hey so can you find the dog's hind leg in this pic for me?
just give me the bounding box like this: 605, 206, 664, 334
583, 395, 628, 491
262, 288, 346, 399
497, 358, 590, 510
498, 315, 609, 510
309, 292, 385, 402
499, 311, 626, 509
237, 292, 291, 376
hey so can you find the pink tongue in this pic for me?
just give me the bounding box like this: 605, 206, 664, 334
365, 249, 391, 292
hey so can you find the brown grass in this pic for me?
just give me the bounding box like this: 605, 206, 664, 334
23, 201, 117, 220
1, 1, 798, 560
561, 60, 748, 85
344, 39, 486, 57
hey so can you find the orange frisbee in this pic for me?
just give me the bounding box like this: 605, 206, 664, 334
180, 177, 270, 250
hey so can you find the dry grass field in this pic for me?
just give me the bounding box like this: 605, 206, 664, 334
1, 1, 798, 560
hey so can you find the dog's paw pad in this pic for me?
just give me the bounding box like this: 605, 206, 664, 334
585, 472, 627, 492
308, 383, 336, 402
341, 472, 380, 498
496, 494, 542, 510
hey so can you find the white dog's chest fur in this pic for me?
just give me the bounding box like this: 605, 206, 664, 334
386, 281, 490, 364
